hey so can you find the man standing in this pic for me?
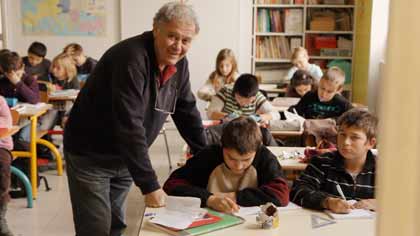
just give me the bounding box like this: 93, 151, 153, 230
63, 2, 207, 236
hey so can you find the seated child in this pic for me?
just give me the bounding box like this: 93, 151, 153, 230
50, 53, 80, 90
0, 96, 14, 236
164, 117, 289, 213
207, 73, 279, 123
197, 48, 239, 102
0, 50, 39, 104
285, 47, 323, 81
22, 41, 51, 82
290, 108, 378, 213
289, 66, 352, 119
63, 43, 97, 82
286, 69, 317, 98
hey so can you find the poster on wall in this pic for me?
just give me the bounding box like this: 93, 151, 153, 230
21, 0, 106, 36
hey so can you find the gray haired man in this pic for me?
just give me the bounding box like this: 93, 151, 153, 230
63, 2, 207, 235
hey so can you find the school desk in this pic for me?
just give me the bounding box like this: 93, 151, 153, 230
138, 206, 375, 236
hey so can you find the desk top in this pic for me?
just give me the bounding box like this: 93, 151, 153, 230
48, 89, 79, 101
268, 146, 308, 171
12, 103, 52, 117
139, 207, 375, 236
270, 129, 303, 137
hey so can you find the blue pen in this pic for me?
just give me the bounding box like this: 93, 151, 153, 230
144, 212, 156, 217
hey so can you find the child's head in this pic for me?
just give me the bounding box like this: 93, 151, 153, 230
317, 66, 345, 102
232, 73, 259, 107
215, 48, 238, 83
27, 41, 47, 67
337, 108, 378, 160
63, 43, 85, 66
0, 51, 24, 78
291, 47, 309, 70
290, 70, 315, 97
221, 117, 262, 174
51, 53, 77, 82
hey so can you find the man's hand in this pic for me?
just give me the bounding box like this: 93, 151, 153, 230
144, 188, 167, 208
324, 197, 353, 214
353, 199, 376, 211
207, 195, 239, 214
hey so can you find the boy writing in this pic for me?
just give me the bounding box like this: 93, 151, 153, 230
163, 117, 289, 213
289, 66, 352, 119
290, 108, 378, 213
207, 73, 280, 123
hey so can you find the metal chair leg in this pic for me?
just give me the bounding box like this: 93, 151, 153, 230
10, 166, 33, 208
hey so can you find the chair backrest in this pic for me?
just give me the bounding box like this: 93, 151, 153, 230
10, 109, 20, 126
37, 81, 53, 103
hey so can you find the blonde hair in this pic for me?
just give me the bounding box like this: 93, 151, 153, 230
322, 66, 345, 87
291, 47, 309, 63
63, 43, 83, 56
211, 48, 238, 84
51, 53, 77, 82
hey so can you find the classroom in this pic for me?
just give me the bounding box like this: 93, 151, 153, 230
0, 0, 418, 236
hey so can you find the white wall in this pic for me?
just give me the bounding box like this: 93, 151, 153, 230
120, 0, 252, 116
2, 0, 120, 61
367, 0, 390, 112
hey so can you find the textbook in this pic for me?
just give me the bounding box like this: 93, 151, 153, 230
148, 209, 245, 236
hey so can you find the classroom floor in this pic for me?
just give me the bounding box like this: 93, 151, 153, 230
7, 122, 185, 236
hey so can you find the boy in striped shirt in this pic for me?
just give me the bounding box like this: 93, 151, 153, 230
207, 73, 279, 123
290, 108, 378, 213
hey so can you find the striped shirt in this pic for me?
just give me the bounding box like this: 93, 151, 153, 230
216, 86, 267, 117
290, 150, 376, 210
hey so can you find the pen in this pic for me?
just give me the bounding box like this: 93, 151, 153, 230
336, 184, 346, 200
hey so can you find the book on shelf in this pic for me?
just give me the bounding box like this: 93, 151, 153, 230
284, 9, 303, 33
290, 37, 302, 51
256, 36, 291, 59
148, 209, 245, 236
257, 9, 283, 33
256, 0, 293, 4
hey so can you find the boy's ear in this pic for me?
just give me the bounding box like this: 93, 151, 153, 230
337, 85, 344, 93
368, 137, 377, 148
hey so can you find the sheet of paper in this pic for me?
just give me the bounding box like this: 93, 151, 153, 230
325, 209, 373, 219
149, 196, 207, 230
278, 202, 302, 211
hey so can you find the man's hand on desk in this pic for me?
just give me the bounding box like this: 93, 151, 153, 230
144, 188, 167, 208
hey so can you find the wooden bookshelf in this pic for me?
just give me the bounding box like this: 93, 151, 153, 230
252, 0, 356, 98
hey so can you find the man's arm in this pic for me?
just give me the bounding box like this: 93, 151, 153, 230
111, 62, 159, 195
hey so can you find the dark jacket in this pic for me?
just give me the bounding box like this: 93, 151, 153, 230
64, 31, 207, 194
289, 91, 352, 119
0, 74, 39, 104
77, 57, 97, 75
163, 145, 289, 207
22, 56, 51, 82
290, 150, 376, 210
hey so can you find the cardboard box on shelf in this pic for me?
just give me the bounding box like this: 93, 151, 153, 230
310, 16, 335, 31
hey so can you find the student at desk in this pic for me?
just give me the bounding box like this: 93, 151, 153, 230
288, 66, 352, 119
290, 108, 378, 213
164, 117, 289, 213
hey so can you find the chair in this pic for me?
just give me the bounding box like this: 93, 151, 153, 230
10, 166, 33, 208
160, 127, 172, 170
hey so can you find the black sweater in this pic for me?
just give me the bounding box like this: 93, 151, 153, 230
289, 91, 352, 119
163, 145, 289, 207
64, 31, 207, 194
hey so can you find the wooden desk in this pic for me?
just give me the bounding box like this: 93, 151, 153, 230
270, 129, 303, 138
0, 126, 20, 139
267, 146, 307, 171
48, 89, 79, 101
11, 103, 63, 199
139, 207, 375, 236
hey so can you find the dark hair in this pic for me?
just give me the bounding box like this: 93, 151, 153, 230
221, 117, 262, 155
337, 108, 378, 140
233, 73, 259, 98
0, 51, 23, 73
290, 70, 315, 88
28, 41, 47, 57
